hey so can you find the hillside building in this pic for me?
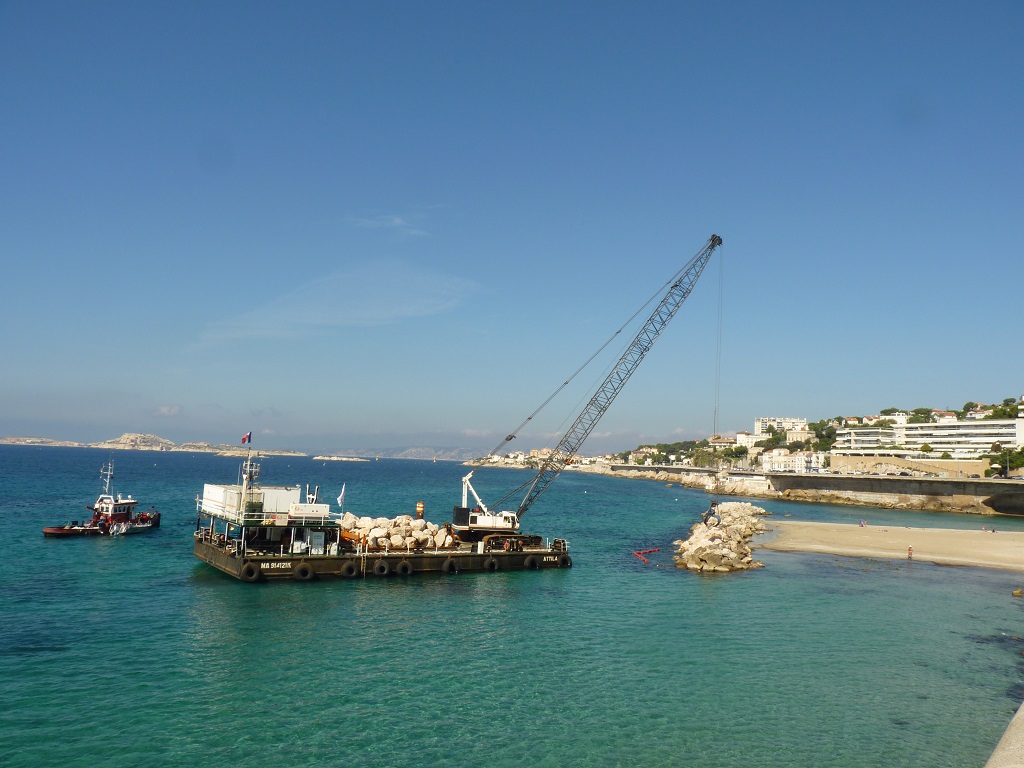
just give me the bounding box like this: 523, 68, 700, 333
786, 427, 815, 444
754, 417, 807, 437
709, 435, 737, 452
761, 448, 827, 473
735, 431, 759, 449
833, 412, 1023, 458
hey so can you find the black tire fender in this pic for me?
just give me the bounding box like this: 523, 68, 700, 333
523, 555, 540, 570
483, 557, 499, 571
558, 554, 572, 568
395, 560, 413, 576
239, 562, 261, 583
294, 562, 315, 581
373, 559, 390, 577
441, 558, 458, 574
341, 561, 359, 578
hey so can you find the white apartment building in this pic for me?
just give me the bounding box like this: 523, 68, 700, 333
709, 435, 737, 452
833, 417, 1023, 458
735, 431, 759, 449
754, 417, 807, 436
786, 427, 815, 444
761, 449, 826, 473
629, 446, 659, 465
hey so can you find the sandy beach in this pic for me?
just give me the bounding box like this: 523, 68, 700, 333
759, 520, 1024, 573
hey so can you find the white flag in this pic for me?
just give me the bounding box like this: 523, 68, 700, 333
337, 483, 346, 507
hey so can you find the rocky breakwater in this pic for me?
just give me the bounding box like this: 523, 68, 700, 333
673, 501, 770, 573
338, 512, 455, 550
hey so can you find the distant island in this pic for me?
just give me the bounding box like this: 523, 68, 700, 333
0, 433, 483, 461
0, 433, 305, 457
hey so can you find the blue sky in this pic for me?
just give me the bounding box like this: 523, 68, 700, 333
1, 1, 1021, 455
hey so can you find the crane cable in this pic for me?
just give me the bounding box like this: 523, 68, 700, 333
488, 244, 722, 512
487, 285, 682, 512
486, 260, 695, 459
487, 332, 641, 510
484, 269, 691, 511
713, 243, 724, 440
711, 244, 725, 495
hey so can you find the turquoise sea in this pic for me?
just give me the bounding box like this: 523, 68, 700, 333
3, 446, 1024, 767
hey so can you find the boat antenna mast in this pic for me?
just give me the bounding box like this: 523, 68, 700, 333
100, 460, 114, 496
514, 234, 723, 519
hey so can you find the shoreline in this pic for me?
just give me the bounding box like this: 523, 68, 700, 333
759, 520, 1024, 573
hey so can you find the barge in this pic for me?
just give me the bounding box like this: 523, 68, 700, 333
194, 456, 571, 582
194, 235, 721, 583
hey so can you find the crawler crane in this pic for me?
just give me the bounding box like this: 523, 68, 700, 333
452, 234, 723, 540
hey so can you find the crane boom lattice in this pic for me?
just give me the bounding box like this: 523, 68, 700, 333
516, 234, 723, 518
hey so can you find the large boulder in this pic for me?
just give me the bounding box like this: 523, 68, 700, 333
673, 501, 770, 573
341, 512, 455, 550
412, 530, 431, 545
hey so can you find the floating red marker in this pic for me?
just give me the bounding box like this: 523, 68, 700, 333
632, 547, 660, 565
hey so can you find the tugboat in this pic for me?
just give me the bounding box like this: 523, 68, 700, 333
43, 461, 161, 537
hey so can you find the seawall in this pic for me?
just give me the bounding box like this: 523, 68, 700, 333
600, 465, 1024, 516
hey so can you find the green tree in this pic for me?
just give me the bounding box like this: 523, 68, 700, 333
690, 448, 716, 468
920, 444, 933, 453
721, 445, 748, 459
909, 408, 932, 424
808, 419, 837, 452
989, 398, 1020, 419
755, 432, 785, 449
980, 443, 1017, 476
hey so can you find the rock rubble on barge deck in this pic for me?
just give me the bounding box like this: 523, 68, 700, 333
194, 457, 571, 582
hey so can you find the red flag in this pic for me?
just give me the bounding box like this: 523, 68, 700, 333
242, 432, 252, 444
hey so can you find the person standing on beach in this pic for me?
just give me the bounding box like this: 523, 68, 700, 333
908, 545, 913, 560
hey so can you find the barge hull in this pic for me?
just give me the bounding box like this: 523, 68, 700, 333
194, 539, 572, 582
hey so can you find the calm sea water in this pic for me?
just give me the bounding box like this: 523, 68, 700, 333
2, 446, 1024, 767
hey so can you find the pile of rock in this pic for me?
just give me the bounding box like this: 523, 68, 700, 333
673, 501, 770, 573
339, 512, 455, 550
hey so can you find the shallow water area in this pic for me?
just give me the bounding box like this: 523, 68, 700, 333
2, 447, 1023, 767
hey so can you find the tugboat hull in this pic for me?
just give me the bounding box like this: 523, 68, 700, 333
43, 525, 104, 537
